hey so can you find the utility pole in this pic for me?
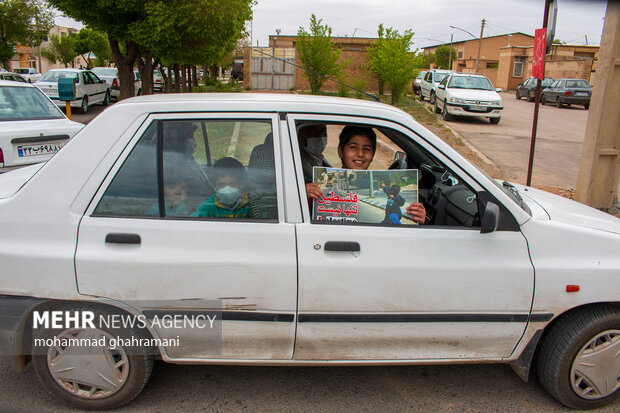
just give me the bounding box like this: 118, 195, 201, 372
449, 33, 453, 70
474, 19, 485, 72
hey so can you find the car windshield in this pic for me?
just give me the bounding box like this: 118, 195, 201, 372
92, 68, 117, 77
14, 68, 30, 74
0, 86, 64, 121
565, 79, 590, 88
448, 76, 494, 91
541, 78, 554, 87
39, 71, 79, 82
434, 73, 449, 83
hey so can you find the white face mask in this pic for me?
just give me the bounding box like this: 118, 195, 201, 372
216, 185, 241, 207
306, 136, 327, 157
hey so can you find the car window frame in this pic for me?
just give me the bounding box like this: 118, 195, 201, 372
286, 114, 494, 228
84, 112, 286, 223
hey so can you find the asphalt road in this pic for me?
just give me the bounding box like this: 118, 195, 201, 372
431, 91, 589, 189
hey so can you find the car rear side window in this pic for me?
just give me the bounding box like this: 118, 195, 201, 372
93, 119, 278, 221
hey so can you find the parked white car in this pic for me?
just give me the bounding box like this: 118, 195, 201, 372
35, 68, 110, 113
14, 67, 42, 83
419, 69, 454, 103
0, 94, 618, 410
0, 80, 83, 170
434, 73, 504, 124
91, 67, 142, 100
0, 72, 28, 83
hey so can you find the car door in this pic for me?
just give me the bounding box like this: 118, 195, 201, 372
288, 115, 534, 361
85, 71, 105, 103
422, 72, 432, 98
75, 113, 297, 361
436, 76, 448, 109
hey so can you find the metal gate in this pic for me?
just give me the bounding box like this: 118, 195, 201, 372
250, 47, 296, 90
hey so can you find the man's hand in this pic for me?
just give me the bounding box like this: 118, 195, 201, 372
305, 183, 324, 200
406, 202, 426, 225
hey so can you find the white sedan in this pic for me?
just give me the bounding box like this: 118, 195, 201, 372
0, 80, 83, 170
35, 68, 110, 114
434, 73, 503, 124
91, 67, 142, 100
0, 94, 618, 410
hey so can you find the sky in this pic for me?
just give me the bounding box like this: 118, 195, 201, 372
56, 0, 608, 50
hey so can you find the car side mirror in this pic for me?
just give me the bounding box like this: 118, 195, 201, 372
480, 202, 500, 234
100, 79, 106, 84
438, 85, 445, 90
495, 88, 502, 93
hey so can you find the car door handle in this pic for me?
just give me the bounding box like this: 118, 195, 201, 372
324, 241, 360, 252
105, 233, 141, 244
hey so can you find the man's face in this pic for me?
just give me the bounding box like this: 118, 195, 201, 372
338, 135, 374, 170
215, 175, 243, 191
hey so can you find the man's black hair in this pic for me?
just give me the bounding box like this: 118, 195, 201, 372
338, 126, 377, 153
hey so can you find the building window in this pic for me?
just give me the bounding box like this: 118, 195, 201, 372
458, 51, 463, 59
513, 57, 524, 77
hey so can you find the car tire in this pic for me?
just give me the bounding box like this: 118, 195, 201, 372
32, 305, 154, 410
584, 103, 589, 110
419, 91, 425, 101
541, 95, 547, 105
536, 305, 620, 409
430, 92, 436, 105
515, 90, 521, 100
556, 97, 563, 108
442, 101, 452, 121
101, 91, 109, 106
80, 95, 89, 114
489, 117, 500, 124
527, 91, 535, 102
433, 99, 441, 114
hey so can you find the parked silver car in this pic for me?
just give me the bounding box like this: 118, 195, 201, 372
541, 78, 592, 109
91, 67, 142, 100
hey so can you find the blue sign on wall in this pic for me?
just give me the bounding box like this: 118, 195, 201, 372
58, 78, 75, 101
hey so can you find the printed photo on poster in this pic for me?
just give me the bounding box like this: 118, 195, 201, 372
312, 167, 419, 225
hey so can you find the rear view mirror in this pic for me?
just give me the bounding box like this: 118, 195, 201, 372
481, 202, 499, 234
438, 85, 445, 90
495, 88, 502, 93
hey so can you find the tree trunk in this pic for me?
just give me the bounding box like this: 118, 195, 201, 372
109, 36, 139, 100
137, 50, 155, 95
181, 65, 188, 93
173, 65, 181, 93
162, 66, 171, 93
187, 66, 192, 93
192, 66, 199, 87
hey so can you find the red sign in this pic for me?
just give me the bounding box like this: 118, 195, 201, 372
532, 28, 546, 80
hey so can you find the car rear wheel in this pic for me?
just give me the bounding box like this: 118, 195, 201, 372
419, 91, 425, 101
527, 91, 535, 102
442, 102, 452, 121
101, 91, 109, 106
541, 95, 547, 105
536, 305, 620, 409
430, 92, 436, 105
32, 305, 154, 409
584, 103, 589, 110
80, 95, 89, 114
556, 97, 563, 108
489, 117, 500, 124
515, 90, 521, 99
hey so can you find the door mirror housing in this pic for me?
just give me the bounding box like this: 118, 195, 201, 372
438, 85, 445, 90
481, 202, 500, 234
495, 88, 502, 93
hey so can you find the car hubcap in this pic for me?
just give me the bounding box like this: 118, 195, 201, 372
570, 329, 620, 400
47, 328, 129, 399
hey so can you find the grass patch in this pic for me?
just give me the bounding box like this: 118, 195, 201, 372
194, 79, 243, 93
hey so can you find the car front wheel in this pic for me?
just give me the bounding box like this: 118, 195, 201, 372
556, 97, 563, 108
516, 90, 521, 99
442, 102, 452, 121
80, 95, 89, 114
433, 98, 441, 114
32, 305, 154, 409
489, 117, 500, 124
536, 305, 620, 409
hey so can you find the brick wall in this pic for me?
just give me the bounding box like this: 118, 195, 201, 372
545, 59, 594, 83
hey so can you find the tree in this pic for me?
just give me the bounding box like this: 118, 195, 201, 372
296, 14, 345, 94
49, 0, 147, 100
434, 45, 456, 70
73, 28, 112, 68
41, 34, 76, 67
365, 24, 388, 94
367, 25, 418, 104
0, 0, 54, 70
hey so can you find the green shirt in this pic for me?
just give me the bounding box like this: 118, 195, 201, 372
192, 194, 250, 219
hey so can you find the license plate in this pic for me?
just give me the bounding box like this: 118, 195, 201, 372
17, 142, 64, 157
469, 106, 486, 111
44, 88, 57, 96
575, 92, 588, 96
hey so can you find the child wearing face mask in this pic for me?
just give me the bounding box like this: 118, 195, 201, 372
192, 157, 251, 219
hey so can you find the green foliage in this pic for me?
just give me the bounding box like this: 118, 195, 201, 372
353, 76, 368, 99
413, 52, 434, 69
434, 45, 456, 69
0, 0, 54, 69
73, 28, 112, 67
41, 34, 77, 67
366, 24, 418, 104
130, 0, 253, 68
337, 73, 350, 97
296, 14, 345, 94
193, 78, 243, 93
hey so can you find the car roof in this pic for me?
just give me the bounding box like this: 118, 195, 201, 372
46, 68, 90, 72
449, 73, 488, 79
0, 79, 34, 87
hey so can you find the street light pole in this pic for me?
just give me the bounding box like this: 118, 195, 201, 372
450, 24, 484, 72
449, 33, 453, 70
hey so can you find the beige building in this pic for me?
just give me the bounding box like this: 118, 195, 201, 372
11, 26, 90, 73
